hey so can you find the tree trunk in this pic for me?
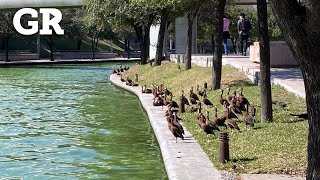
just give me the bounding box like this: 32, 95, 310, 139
91, 37, 98, 60
257, 0, 273, 122
134, 25, 147, 65
77, 38, 82, 50
212, 0, 226, 90
95, 38, 99, 51
269, 0, 320, 178
91, 37, 94, 60
140, 37, 147, 65
185, 13, 193, 70
155, 9, 168, 66
1, 38, 5, 50
110, 39, 113, 53
144, 26, 150, 60
5, 36, 9, 62
49, 36, 54, 61
127, 38, 131, 59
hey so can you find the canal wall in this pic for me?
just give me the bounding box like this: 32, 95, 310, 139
110, 74, 222, 180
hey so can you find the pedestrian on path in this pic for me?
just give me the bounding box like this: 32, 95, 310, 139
237, 13, 252, 56
223, 15, 230, 56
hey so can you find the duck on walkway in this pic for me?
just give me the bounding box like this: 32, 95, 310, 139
168, 112, 184, 143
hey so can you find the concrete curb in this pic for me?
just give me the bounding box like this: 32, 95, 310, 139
110, 74, 222, 180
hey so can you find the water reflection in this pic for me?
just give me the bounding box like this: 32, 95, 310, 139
0, 64, 167, 179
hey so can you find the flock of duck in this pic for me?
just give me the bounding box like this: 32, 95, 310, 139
112, 66, 256, 143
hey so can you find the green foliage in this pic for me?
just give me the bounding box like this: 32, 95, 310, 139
0, 11, 16, 36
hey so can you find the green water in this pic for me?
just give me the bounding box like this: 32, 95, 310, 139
0, 63, 167, 179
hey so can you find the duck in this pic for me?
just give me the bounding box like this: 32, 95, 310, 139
190, 87, 199, 101
212, 108, 227, 129
197, 84, 205, 98
221, 101, 239, 121
225, 115, 240, 132
196, 102, 203, 118
168, 96, 179, 112
164, 87, 172, 96
180, 90, 190, 105
219, 89, 229, 106
163, 94, 170, 106
126, 77, 132, 84
173, 112, 184, 134
198, 112, 218, 137
243, 104, 255, 129
226, 87, 234, 102
204, 82, 208, 90
229, 97, 242, 115
142, 85, 152, 93
120, 74, 125, 82
202, 91, 213, 107
239, 87, 250, 110
205, 111, 220, 132
168, 113, 184, 143
153, 95, 164, 106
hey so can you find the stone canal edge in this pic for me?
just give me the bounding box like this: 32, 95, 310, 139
110, 74, 222, 180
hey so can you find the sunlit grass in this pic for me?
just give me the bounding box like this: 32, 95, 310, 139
123, 62, 307, 176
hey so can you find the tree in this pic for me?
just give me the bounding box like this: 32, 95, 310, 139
183, 0, 208, 70
43, 35, 55, 61
137, 0, 182, 66
66, 9, 87, 50
0, 11, 16, 62
85, 0, 157, 64
212, 0, 226, 90
257, 0, 272, 122
269, 0, 320, 178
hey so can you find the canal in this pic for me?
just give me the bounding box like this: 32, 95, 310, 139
0, 63, 167, 179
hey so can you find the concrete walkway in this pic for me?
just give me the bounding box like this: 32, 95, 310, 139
0, 58, 140, 67
222, 56, 305, 98
110, 74, 222, 180
171, 54, 305, 98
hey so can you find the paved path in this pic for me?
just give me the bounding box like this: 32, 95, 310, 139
0, 58, 140, 66
110, 74, 222, 180
222, 56, 305, 98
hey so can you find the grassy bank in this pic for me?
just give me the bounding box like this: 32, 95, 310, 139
123, 62, 307, 176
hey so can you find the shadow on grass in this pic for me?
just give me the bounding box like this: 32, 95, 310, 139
224, 80, 255, 87
252, 126, 263, 130
285, 118, 307, 123
231, 157, 258, 163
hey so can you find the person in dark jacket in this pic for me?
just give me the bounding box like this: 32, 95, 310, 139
237, 13, 252, 56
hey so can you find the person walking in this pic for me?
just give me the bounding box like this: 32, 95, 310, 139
223, 15, 230, 56
237, 13, 252, 56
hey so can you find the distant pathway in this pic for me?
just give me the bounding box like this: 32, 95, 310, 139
222, 56, 305, 98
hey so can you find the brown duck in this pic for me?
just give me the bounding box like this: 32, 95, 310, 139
219, 89, 229, 106
202, 90, 213, 107
168, 113, 184, 143
243, 105, 255, 129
